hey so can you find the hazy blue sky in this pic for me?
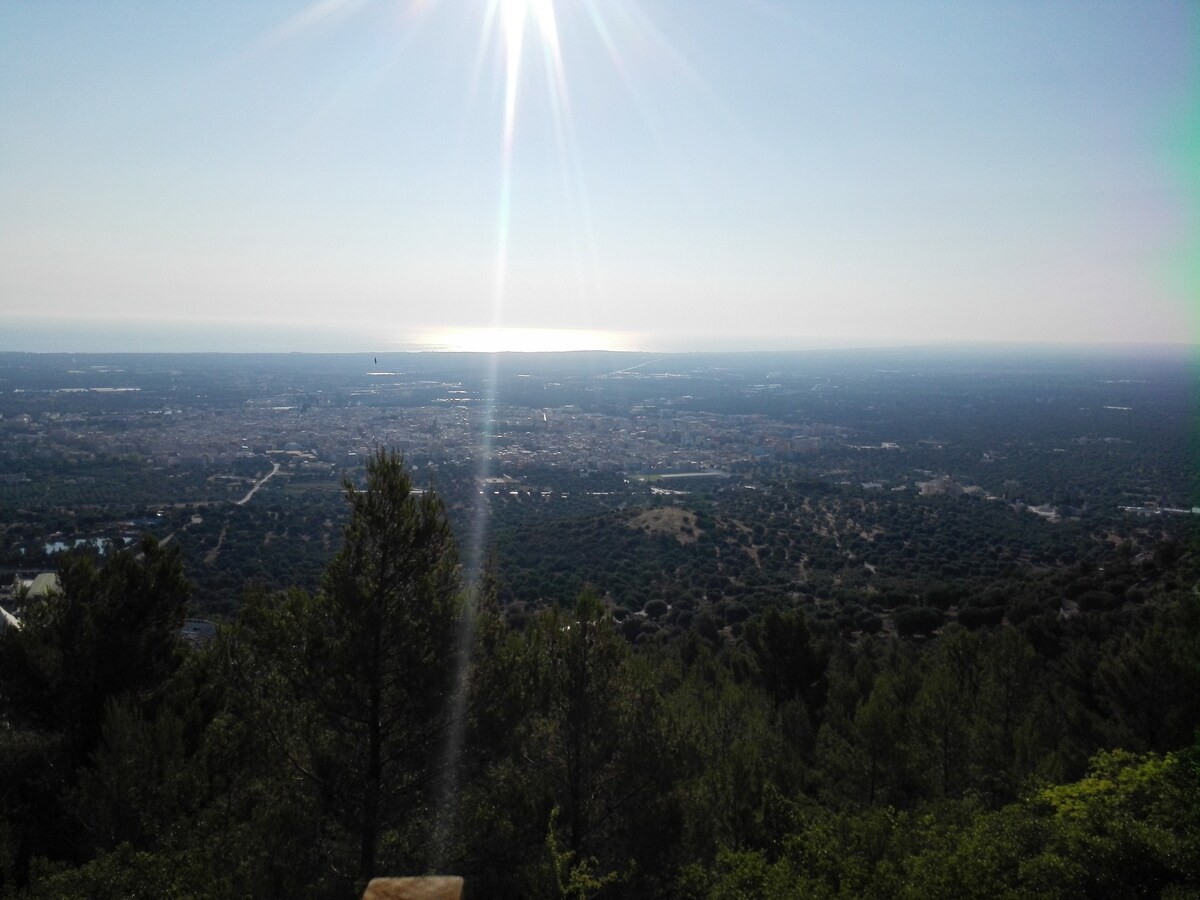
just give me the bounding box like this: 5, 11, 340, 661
1, 0, 1196, 352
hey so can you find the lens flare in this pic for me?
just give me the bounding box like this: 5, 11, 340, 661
260, 0, 712, 863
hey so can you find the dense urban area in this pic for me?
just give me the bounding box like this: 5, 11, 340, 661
1, 347, 1197, 898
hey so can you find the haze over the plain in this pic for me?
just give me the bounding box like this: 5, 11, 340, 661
1, 0, 1196, 352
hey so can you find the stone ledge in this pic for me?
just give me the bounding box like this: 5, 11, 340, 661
362, 876, 463, 900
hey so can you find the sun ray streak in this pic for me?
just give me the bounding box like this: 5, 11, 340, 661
459, 0, 504, 145
263, 0, 372, 47
536, 8, 604, 330
581, 2, 698, 213
438, 0, 641, 858
436, 3, 531, 855
502, 2, 526, 151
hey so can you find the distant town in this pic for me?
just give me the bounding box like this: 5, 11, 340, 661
1, 347, 1196, 620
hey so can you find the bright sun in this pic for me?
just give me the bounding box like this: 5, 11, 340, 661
498, 0, 561, 61
493, 0, 566, 147
271, 0, 650, 352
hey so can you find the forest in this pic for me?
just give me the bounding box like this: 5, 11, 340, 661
1, 449, 1197, 899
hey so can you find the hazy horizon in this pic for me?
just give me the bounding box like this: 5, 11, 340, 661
2, 2, 1197, 352
1, 318, 1197, 358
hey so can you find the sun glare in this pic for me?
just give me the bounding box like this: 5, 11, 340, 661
421, 326, 630, 353
267, 0, 687, 351
492, 0, 565, 143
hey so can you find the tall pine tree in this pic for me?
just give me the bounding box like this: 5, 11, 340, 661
240, 449, 461, 891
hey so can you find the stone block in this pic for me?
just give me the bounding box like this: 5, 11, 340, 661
362, 876, 463, 900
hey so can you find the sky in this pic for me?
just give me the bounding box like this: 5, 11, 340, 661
0, 0, 1196, 353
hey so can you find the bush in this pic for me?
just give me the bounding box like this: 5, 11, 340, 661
957, 605, 1005, 629
895, 606, 943, 637
858, 613, 883, 634
1076, 590, 1122, 612
724, 603, 751, 625
643, 598, 668, 619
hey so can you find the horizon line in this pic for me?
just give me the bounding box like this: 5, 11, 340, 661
1, 340, 1197, 357
3, 317, 1197, 355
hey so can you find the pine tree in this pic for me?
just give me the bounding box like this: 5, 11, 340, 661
240, 448, 461, 890
0, 537, 190, 885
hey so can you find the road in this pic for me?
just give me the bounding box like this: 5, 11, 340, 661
237, 462, 281, 506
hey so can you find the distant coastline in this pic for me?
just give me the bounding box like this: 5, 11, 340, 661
1, 318, 1196, 358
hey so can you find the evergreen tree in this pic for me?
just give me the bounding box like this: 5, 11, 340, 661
238, 448, 462, 891
519, 590, 682, 894
0, 537, 189, 886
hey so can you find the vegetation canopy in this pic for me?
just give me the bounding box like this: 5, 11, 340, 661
0, 437, 1197, 899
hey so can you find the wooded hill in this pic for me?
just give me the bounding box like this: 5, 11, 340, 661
1, 451, 1197, 898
